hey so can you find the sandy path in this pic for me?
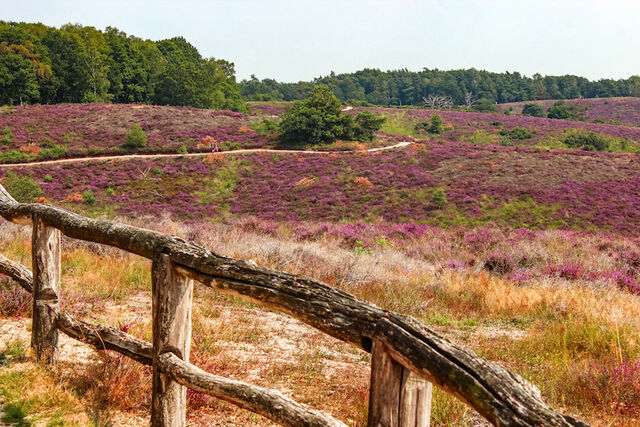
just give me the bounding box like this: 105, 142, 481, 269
0, 141, 413, 168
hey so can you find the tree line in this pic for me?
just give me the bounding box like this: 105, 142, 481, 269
0, 21, 246, 111
239, 68, 640, 106
3, 20, 640, 111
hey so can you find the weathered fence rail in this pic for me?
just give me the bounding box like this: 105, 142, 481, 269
0, 185, 590, 427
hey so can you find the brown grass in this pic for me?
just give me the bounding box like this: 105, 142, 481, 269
0, 218, 639, 425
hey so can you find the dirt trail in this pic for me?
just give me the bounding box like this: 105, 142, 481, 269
0, 141, 413, 168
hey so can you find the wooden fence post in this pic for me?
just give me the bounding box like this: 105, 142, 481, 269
31, 215, 61, 364
368, 340, 432, 427
151, 253, 193, 427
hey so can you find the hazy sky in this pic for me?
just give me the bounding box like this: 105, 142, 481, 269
2, 0, 639, 82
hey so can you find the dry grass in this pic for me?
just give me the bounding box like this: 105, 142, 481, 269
0, 218, 638, 425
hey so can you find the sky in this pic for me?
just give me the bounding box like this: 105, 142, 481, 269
2, 0, 639, 82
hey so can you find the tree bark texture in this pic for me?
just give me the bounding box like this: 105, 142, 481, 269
31, 215, 61, 363
151, 253, 193, 427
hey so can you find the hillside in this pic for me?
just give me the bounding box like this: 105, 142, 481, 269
0, 103, 275, 161
4, 143, 639, 234
2, 102, 640, 166
497, 97, 640, 125
1, 103, 640, 426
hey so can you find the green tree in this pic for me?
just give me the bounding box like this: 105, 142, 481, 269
3, 171, 43, 202
473, 98, 497, 112
432, 187, 447, 208
62, 24, 111, 102
122, 124, 147, 150
278, 85, 355, 146
547, 101, 572, 119
522, 103, 545, 117
41, 28, 88, 103
353, 111, 385, 141
0, 25, 51, 104
428, 113, 445, 134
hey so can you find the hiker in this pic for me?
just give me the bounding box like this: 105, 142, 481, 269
213, 143, 219, 152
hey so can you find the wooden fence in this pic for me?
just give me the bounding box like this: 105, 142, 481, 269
0, 184, 590, 427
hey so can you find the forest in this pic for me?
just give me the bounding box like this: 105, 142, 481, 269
0, 21, 246, 111
239, 68, 640, 106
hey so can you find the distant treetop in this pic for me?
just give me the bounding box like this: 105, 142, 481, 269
240, 68, 640, 107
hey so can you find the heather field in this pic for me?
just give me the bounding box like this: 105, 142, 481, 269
3, 102, 640, 166
497, 97, 640, 125
2, 102, 640, 426
0, 103, 274, 161
5, 143, 640, 233
368, 107, 640, 152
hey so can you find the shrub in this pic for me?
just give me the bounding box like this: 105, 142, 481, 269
3, 171, 43, 202
416, 113, 445, 134
522, 103, 545, 117
1, 127, 12, 144
547, 101, 572, 120
563, 130, 609, 152
353, 111, 385, 141
432, 187, 447, 208
0, 150, 28, 163
39, 144, 67, 160
177, 145, 188, 155
547, 101, 588, 121
44, 174, 53, 182
250, 118, 280, 135
428, 114, 445, 134
122, 124, 147, 150
473, 98, 496, 112
106, 187, 115, 196
0, 278, 31, 317
500, 126, 532, 140
82, 190, 96, 205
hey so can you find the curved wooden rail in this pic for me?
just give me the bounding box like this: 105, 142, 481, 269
0, 186, 590, 426
0, 254, 344, 427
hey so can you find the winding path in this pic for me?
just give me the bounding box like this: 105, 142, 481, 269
0, 141, 413, 168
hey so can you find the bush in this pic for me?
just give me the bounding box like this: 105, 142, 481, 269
0, 151, 28, 163
250, 118, 280, 135
39, 144, 67, 160
563, 130, 609, 152
428, 114, 445, 134
1, 127, 12, 144
122, 124, 147, 150
432, 187, 447, 208
417, 113, 445, 134
3, 171, 43, 202
522, 103, 545, 117
177, 145, 188, 155
82, 190, 96, 205
547, 101, 572, 119
44, 174, 53, 182
500, 126, 532, 140
353, 111, 385, 141
473, 98, 497, 112
547, 101, 588, 121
